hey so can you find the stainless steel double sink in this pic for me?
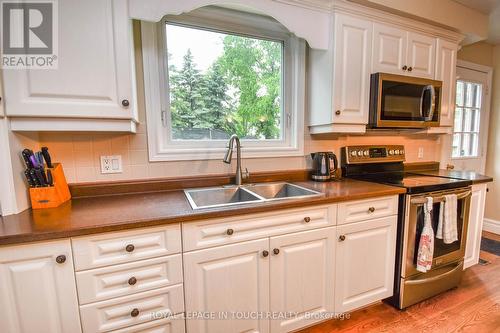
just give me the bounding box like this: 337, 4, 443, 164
185, 182, 322, 210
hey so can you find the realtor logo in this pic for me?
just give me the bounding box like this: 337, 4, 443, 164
1, 0, 58, 68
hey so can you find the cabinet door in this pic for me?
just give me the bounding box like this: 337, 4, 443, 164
2, 0, 136, 120
406, 32, 436, 79
0, 240, 82, 333
435, 39, 457, 126
464, 184, 487, 269
270, 227, 335, 333
372, 23, 407, 75
184, 239, 270, 333
332, 14, 372, 124
335, 216, 397, 313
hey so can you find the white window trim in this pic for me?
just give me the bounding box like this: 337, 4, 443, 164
141, 7, 305, 161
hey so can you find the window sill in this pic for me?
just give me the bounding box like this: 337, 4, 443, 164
149, 145, 304, 161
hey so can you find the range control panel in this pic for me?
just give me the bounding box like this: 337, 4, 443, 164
341, 145, 405, 164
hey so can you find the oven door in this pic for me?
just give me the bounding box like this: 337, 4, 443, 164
402, 187, 471, 278
370, 73, 441, 128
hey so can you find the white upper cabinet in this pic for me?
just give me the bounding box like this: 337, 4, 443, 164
3, 0, 138, 132
332, 13, 373, 125
372, 23, 407, 75
0, 240, 82, 333
372, 23, 436, 79
308, 12, 372, 134
435, 38, 458, 127
407, 32, 436, 79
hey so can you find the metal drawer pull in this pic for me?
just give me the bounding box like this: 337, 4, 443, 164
55, 255, 66, 264
226, 228, 234, 235
273, 248, 280, 255
368, 207, 375, 213
402, 65, 408, 71
130, 308, 140, 317
262, 250, 269, 257
128, 277, 137, 285
339, 235, 346, 241
304, 216, 311, 223
125, 244, 135, 252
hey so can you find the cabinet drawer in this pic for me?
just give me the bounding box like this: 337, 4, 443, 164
72, 225, 181, 271
337, 196, 398, 225
76, 255, 183, 305
183, 205, 336, 251
80, 284, 184, 333
108, 315, 185, 333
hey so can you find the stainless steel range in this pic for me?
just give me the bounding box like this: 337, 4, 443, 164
341, 145, 472, 309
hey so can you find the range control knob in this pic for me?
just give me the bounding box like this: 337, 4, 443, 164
394, 149, 400, 155
357, 151, 363, 157
351, 150, 357, 157
389, 150, 394, 155
363, 150, 369, 156
400, 150, 405, 155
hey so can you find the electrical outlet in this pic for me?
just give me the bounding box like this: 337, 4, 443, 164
100, 155, 122, 174
418, 147, 424, 159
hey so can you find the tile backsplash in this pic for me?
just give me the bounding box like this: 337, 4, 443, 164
36, 123, 442, 184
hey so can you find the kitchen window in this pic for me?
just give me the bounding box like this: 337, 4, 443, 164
452, 80, 482, 158
141, 6, 305, 161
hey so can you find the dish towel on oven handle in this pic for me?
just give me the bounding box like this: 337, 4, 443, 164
417, 197, 434, 273
437, 194, 458, 244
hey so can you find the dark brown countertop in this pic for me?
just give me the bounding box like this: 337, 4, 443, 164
409, 169, 493, 185
0, 179, 405, 246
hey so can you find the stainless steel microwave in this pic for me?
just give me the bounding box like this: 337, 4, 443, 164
369, 73, 442, 128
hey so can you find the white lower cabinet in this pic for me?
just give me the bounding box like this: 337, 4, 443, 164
270, 228, 335, 333
183, 238, 270, 333
334, 216, 397, 313
183, 228, 336, 333
0, 240, 82, 333
464, 183, 487, 269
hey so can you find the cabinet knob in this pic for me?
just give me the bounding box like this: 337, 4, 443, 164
402, 65, 408, 71
273, 248, 280, 255
304, 216, 311, 223
130, 308, 140, 317
335, 110, 341, 116
128, 277, 137, 285
262, 250, 269, 257
368, 207, 375, 213
339, 235, 346, 242
125, 244, 135, 252
407, 66, 413, 72
55, 255, 66, 264
226, 228, 234, 236
121, 99, 130, 107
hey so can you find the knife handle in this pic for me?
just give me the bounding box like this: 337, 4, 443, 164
41, 147, 53, 168
46, 169, 54, 186
34, 167, 46, 187
22, 149, 34, 169
30, 169, 40, 187
24, 170, 35, 187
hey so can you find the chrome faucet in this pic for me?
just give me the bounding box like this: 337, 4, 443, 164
223, 134, 249, 186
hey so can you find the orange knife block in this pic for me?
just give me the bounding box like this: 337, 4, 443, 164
29, 163, 71, 209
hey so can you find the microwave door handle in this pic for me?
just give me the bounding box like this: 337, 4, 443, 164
420, 85, 436, 121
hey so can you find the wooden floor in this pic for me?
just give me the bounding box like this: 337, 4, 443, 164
299, 232, 500, 333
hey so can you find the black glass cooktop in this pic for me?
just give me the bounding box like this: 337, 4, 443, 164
350, 172, 473, 194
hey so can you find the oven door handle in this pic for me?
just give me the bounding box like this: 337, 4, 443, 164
406, 261, 463, 285
410, 190, 471, 205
